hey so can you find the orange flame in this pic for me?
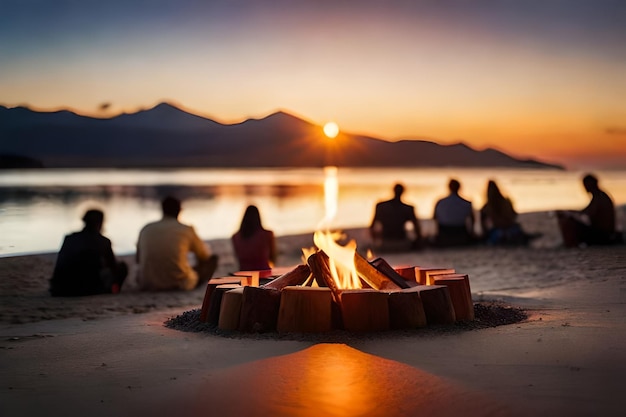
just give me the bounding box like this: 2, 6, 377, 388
313, 230, 362, 289
301, 165, 363, 290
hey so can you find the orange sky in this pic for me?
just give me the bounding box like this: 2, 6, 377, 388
2, 1, 625, 169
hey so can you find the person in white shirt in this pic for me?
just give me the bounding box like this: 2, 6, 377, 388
136, 196, 218, 291
433, 179, 475, 246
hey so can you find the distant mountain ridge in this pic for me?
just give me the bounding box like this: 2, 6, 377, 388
0, 103, 563, 169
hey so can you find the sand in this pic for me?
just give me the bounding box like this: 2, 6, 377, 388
1, 211, 625, 416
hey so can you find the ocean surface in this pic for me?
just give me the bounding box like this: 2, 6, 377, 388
1, 167, 625, 257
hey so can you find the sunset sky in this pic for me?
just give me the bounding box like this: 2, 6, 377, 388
1, 0, 625, 169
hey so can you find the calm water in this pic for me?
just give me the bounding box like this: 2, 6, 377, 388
1, 167, 625, 257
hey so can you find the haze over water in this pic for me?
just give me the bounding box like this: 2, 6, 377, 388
1, 167, 625, 257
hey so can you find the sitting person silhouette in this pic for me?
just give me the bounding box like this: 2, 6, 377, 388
49, 209, 128, 296
369, 183, 422, 252
433, 178, 476, 246
480, 180, 527, 245
136, 196, 218, 291
231, 205, 277, 271
557, 173, 619, 247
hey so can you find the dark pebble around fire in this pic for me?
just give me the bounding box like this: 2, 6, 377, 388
164, 301, 528, 342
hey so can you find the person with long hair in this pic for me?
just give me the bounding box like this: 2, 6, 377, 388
231, 205, 277, 271
480, 180, 526, 245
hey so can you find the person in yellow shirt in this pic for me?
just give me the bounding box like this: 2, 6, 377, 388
136, 196, 218, 291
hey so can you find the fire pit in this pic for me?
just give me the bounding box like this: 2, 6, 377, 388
199, 244, 473, 333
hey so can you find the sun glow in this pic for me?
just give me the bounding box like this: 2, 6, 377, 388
323, 122, 339, 138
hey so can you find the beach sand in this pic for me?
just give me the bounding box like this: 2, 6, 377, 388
1, 211, 625, 416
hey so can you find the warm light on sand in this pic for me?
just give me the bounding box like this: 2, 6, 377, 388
174, 344, 505, 417
323, 122, 339, 138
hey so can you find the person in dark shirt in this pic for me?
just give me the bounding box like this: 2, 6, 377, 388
369, 183, 422, 252
50, 209, 127, 296
557, 174, 619, 247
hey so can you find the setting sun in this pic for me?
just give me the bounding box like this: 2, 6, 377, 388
323, 122, 339, 139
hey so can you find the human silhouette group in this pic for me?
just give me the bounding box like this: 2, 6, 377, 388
369, 173, 621, 252
50, 173, 621, 296
50, 196, 278, 297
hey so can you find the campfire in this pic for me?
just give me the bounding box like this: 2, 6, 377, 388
199, 238, 474, 333
199, 212, 473, 333
200, 137, 474, 333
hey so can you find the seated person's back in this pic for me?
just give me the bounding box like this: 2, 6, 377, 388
50, 209, 127, 296
583, 180, 615, 237
137, 196, 217, 291
370, 183, 421, 251
557, 174, 618, 247
374, 199, 416, 239
480, 180, 525, 245
231, 205, 276, 271
433, 179, 475, 246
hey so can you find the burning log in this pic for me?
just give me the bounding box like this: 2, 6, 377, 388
238, 286, 282, 333
277, 286, 333, 333
353, 252, 402, 291
306, 251, 341, 299
369, 257, 412, 289
432, 274, 474, 321
385, 287, 427, 329
340, 289, 390, 332
218, 287, 245, 331
262, 264, 311, 290
306, 252, 346, 328
416, 267, 456, 285
415, 285, 456, 325
308, 252, 398, 331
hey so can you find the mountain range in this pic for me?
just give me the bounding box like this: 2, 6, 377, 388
0, 103, 563, 169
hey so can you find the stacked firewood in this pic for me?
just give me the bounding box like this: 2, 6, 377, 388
199, 251, 474, 333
